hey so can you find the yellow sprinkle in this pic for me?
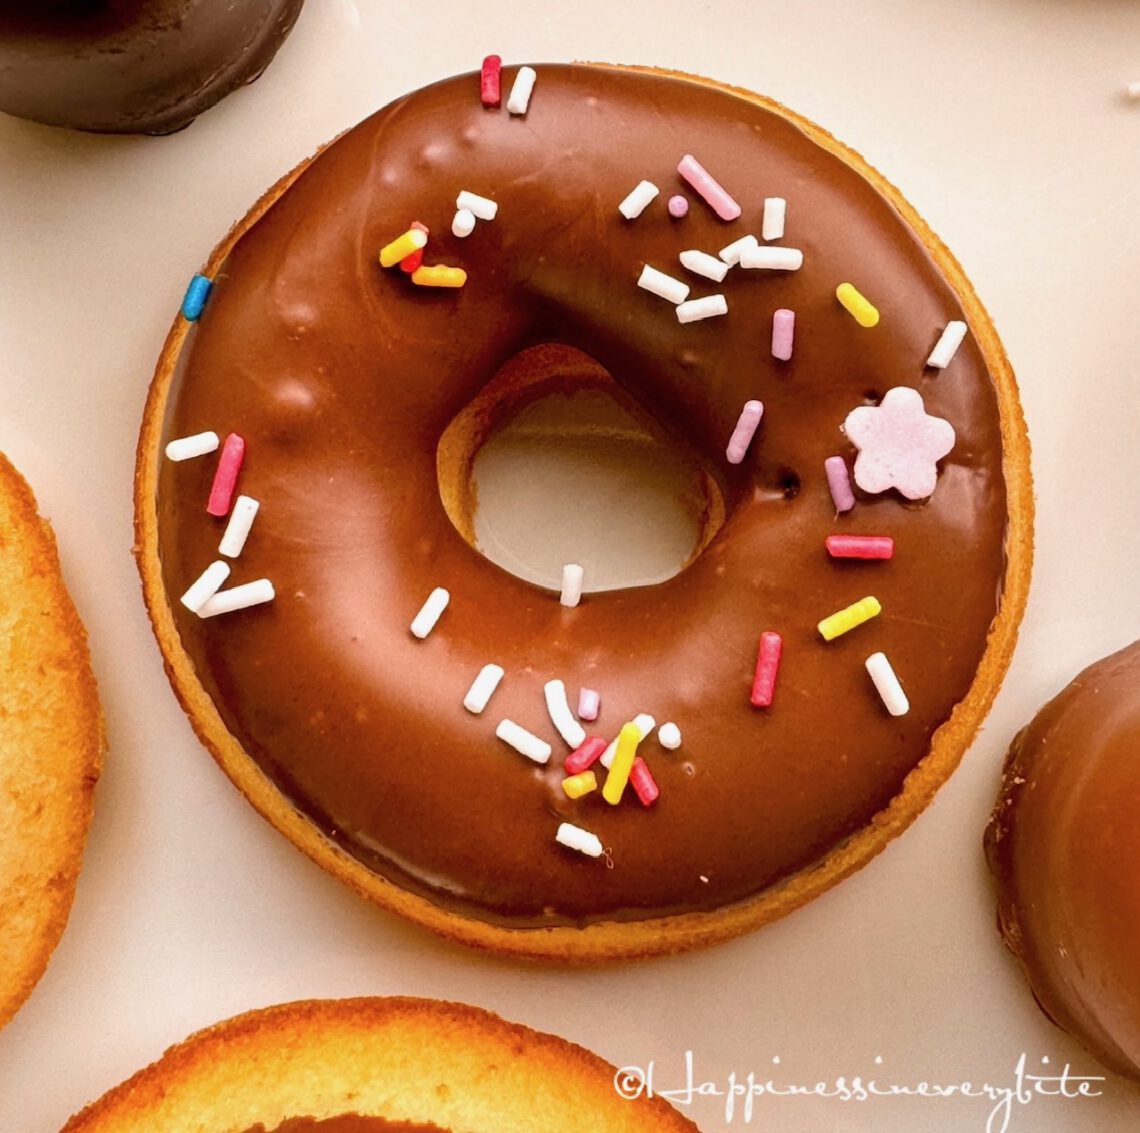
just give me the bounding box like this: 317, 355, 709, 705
561, 770, 598, 800
411, 265, 468, 288
818, 595, 882, 641
836, 282, 880, 328
378, 228, 428, 268
603, 722, 641, 806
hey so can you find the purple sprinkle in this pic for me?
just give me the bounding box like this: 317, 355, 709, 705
771, 308, 795, 361
825, 456, 856, 513
667, 194, 689, 218
578, 687, 600, 722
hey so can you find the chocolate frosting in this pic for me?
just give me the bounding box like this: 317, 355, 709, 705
0, 0, 303, 133
155, 65, 1009, 928
242, 1117, 446, 1133
986, 642, 1140, 1081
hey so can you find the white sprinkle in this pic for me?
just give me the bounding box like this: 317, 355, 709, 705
198, 578, 275, 618
496, 719, 552, 764
180, 560, 230, 613
926, 320, 969, 369
866, 652, 909, 716
456, 190, 498, 221
601, 713, 656, 770
218, 495, 260, 559
739, 245, 804, 271
506, 66, 537, 115
638, 264, 690, 305
544, 679, 587, 749
165, 431, 219, 462
1128, 80, 1140, 99
676, 295, 728, 324
618, 180, 660, 220
762, 197, 787, 240
463, 664, 504, 714
451, 207, 476, 238
410, 587, 450, 639
555, 821, 604, 858
679, 249, 729, 282
560, 563, 584, 608
658, 722, 682, 750
718, 234, 759, 265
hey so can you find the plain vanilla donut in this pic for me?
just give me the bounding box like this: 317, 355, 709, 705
137, 63, 1032, 961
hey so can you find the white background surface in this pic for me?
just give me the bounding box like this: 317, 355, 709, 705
2, 2, 1140, 1130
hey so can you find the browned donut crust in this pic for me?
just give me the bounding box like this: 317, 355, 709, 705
135, 64, 1032, 961
61, 997, 698, 1132
0, 452, 104, 1029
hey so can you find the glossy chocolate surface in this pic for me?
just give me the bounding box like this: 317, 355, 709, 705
156, 65, 1009, 927
243, 1117, 445, 1133
986, 642, 1140, 1081
0, 0, 303, 133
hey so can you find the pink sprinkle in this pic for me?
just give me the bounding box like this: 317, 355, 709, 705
667, 194, 689, 218
826, 535, 895, 560
207, 433, 245, 517
725, 400, 764, 465
400, 220, 429, 274
577, 687, 600, 721
565, 735, 607, 775
772, 308, 795, 361
825, 455, 856, 513
676, 154, 741, 221
630, 757, 659, 807
750, 631, 783, 708
480, 55, 502, 107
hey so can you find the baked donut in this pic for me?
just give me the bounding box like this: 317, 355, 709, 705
136, 62, 1032, 961
986, 641, 1140, 1081
0, 0, 304, 134
0, 452, 103, 1029
62, 996, 696, 1132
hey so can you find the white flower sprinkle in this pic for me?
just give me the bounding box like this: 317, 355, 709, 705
410, 587, 449, 639
496, 719, 552, 764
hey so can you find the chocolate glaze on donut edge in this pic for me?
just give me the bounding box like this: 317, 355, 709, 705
141, 65, 1031, 956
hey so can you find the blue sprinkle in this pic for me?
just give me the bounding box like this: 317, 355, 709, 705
181, 273, 213, 321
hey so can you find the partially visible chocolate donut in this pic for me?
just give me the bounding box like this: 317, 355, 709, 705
0, 0, 304, 134
986, 641, 1140, 1081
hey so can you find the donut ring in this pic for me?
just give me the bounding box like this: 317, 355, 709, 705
137, 64, 1032, 961
62, 997, 696, 1132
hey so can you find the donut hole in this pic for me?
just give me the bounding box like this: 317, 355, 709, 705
437, 344, 724, 593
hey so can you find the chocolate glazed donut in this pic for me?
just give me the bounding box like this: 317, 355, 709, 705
137, 64, 1032, 960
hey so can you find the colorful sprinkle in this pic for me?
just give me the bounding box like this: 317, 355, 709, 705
836, 282, 880, 328
718, 234, 758, 265
506, 65, 537, 115
561, 770, 598, 800
866, 652, 909, 716
771, 308, 795, 361
577, 688, 600, 722
411, 265, 467, 288
206, 433, 245, 517
762, 197, 787, 240
926, 320, 968, 369
451, 208, 476, 238
600, 713, 655, 770
725, 400, 764, 464
603, 721, 642, 805
826, 534, 894, 560
181, 274, 212, 321
463, 663, 504, 714
667, 194, 689, 218
677, 153, 742, 221
818, 596, 881, 642
739, 245, 803, 271
825, 455, 856, 513
410, 587, 450, 639
218, 495, 260, 559
560, 562, 584, 608
618, 180, 660, 220
679, 249, 729, 283
555, 821, 604, 858
379, 228, 428, 268
657, 721, 682, 749
179, 560, 230, 613
165, 431, 219, 462
629, 757, 659, 807
638, 264, 690, 305
750, 631, 783, 708
198, 578, 275, 618
676, 294, 727, 324
399, 221, 428, 274
456, 190, 498, 221
480, 55, 502, 107
565, 735, 607, 775
545, 679, 587, 749
496, 718, 552, 764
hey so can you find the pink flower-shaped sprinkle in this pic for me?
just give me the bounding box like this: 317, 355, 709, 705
843, 387, 955, 500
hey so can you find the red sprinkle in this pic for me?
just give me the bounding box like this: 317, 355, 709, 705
630, 756, 659, 807
481, 55, 502, 107
206, 433, 245, 517
400, 220, 429, 274
750, 631, 783, 708
826, 535, 895, 560
565, 735, 607, 775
